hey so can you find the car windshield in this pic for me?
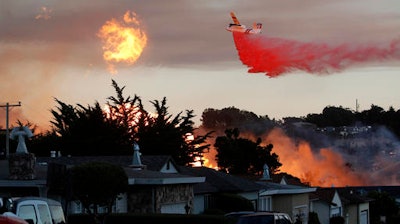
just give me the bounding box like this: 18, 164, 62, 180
237, 215, 274, 224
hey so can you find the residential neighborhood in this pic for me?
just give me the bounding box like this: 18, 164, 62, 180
1, 143, 399, 224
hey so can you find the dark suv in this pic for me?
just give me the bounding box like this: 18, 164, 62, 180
236, 212, 292, 224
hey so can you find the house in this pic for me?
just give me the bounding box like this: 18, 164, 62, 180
0, 149, 205, 215
0, 156, 48, 198
257, 181, 316, 223
40, 154, 205, 215
179, 166, 265, 214
310, 188, 344, 224
337, 188, 372, 224
310, 187, 372, 224
179, 165, 317, 223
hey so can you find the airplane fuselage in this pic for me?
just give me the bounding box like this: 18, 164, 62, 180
226, 25, 261, 34
226, 12, 262, 34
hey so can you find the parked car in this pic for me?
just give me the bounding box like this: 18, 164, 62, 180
225, 211, 256, 218
236, 212, 292, 224
12, 197, 66, 224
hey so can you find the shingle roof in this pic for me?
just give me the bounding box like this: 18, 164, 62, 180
310, 187, 373, 205
36, 155, 203, 185
179, 166, 265, 194
37, 155, 175, 172
310, 188, 337, 205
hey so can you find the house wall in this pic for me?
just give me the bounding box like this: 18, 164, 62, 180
343, 202, 369, 224
238, 191, 259, 210
331, 192, 343, 217
292, 194, 310, 223
359, 203, 369, 224
272, 194, 292, 216
155, 184, 194, 214
192, 195, 205, 214
127, 184, 194, 214
273, 194, 310, 223
344, 204, 356, 224
273, 194, 310, 222
311, 201, 330, 224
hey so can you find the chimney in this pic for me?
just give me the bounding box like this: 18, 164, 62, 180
130, 142, 144, 170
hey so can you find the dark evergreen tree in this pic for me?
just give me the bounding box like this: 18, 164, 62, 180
106, 79, 140, 143
201, 107, 276, 136
50, 99, 131, 156
305, 106, 354, 127
70, 162, 128, 224
135, 97, 212, 166
214, 128, 281, 175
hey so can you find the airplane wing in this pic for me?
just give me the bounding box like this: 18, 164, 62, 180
230, 12, 241, 25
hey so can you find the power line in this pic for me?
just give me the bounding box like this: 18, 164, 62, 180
0, 102, 22, 158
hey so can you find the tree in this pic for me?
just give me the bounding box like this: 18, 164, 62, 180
135, 97, 212, 166
47, 80, 211, 163
106, 79, 140, 143
305, 106, 355, 127
50, 99, 131, 156
70, 162, 128, 223
214, 128, 281, 175
201, 107, 276, 136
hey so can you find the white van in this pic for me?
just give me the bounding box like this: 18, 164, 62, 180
12, 197, 66, 224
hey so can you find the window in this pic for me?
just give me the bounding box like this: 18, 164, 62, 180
49, 205, 66, 224
258, 196, 272, 211
38, 204, 52, 224
18, 205, 37, 224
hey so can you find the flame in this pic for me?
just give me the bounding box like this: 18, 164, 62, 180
265, 128, 366, 187
97, 11, 147, 74
201, 127, 371, 187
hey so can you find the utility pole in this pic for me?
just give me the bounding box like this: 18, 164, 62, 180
0, 102, 21, 158
356, 99, 359, 113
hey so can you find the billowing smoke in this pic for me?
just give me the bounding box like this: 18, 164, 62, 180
232, 32, 400, 77
200, 108, 400, 187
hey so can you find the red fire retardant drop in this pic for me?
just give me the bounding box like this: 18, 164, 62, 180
232, 32, 400, 77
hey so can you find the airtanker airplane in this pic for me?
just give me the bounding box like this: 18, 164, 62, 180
226, 12, 262, 34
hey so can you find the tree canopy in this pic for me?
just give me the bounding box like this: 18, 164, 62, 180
304, 104, 400, 137
44, 80, 212, 165
214, 128, 281, 175
135, 97, 212, 166
70, 162, 128, 221
50, 99, 131, 156
201, 107, 276, 136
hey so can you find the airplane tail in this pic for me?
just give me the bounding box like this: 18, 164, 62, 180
253, 22, 262, 33
230, 12, 241, 25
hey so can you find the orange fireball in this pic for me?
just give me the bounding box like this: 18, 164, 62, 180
98, 11, 147, 74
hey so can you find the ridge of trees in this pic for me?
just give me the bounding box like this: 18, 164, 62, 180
201, 104, 400, 138
304, 105, 400, 137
